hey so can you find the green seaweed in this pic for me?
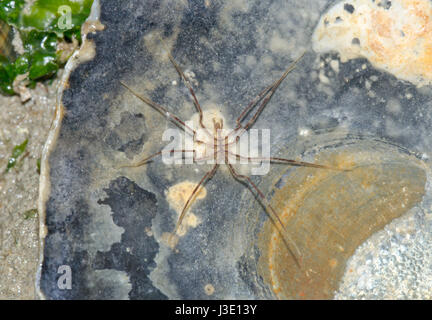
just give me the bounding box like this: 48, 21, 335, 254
0, 54, 16, 94
0, 0, 94, 95
23, 208, 38, 219
5, 138, 28, 172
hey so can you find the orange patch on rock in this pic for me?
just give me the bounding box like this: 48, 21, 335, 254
257, 147, 426, 299
166, 181, 207, 236
313, 0, 432, 87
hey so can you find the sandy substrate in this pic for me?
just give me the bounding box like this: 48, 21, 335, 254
0, 78, 58, 299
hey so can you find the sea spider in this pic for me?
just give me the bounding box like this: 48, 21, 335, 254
119, 47, 341, 266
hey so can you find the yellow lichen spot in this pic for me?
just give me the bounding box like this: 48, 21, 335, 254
313, 0, 432, 87
336, 244, 345, 252
166, 181, 207, 236
204, 284, 215, 295
161, 232, 179, 249
329, 258, 338, 269
145, 227, 153, 237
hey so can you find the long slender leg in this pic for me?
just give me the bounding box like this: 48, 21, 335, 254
172, 164, 219, 236
227, 163, 301, 267
227, 52, 306, 140
120, 81, 197, 137
118, 149, 197, 168
225, 82, 275, 145
242, 52, 306, 132
165, 50, 213, 139
228, 152, 348, 171
269, 157, 348, 171
235, 83, 275, 128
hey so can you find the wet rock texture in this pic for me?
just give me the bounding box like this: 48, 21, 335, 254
40, 0, 432, 299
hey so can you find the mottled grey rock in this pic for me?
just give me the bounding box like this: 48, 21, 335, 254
39, 0, 432, 299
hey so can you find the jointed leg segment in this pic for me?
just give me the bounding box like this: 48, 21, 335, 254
227, 163, 301, 267
172, 164, 219, 236
119, 149, 198, 168
228, 151, 345, 171
228, 52, 306, 141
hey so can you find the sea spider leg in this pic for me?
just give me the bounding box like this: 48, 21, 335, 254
227, 152, 347, 171
172, 164, 219, 236
227, 52, 306, 142
165, 51, 214, 140
119, 146, 217, 241
120, 81, 206, 143
223, 82, 275, 147
158, 36, 207, 129
118, 149, 197, 168
120, 75, 218, 240
226, 162, 301, 267
228, 82, 275, 141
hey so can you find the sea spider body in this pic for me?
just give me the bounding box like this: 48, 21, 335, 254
179, 110, 258, 168
119, 46, 342, 266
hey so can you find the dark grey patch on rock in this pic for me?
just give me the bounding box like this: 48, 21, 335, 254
40, 0, 164, 299
344, 3, 355, 13
105, 112, 146, 158
377, 0, 392, 10
95, 176, 166, 299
